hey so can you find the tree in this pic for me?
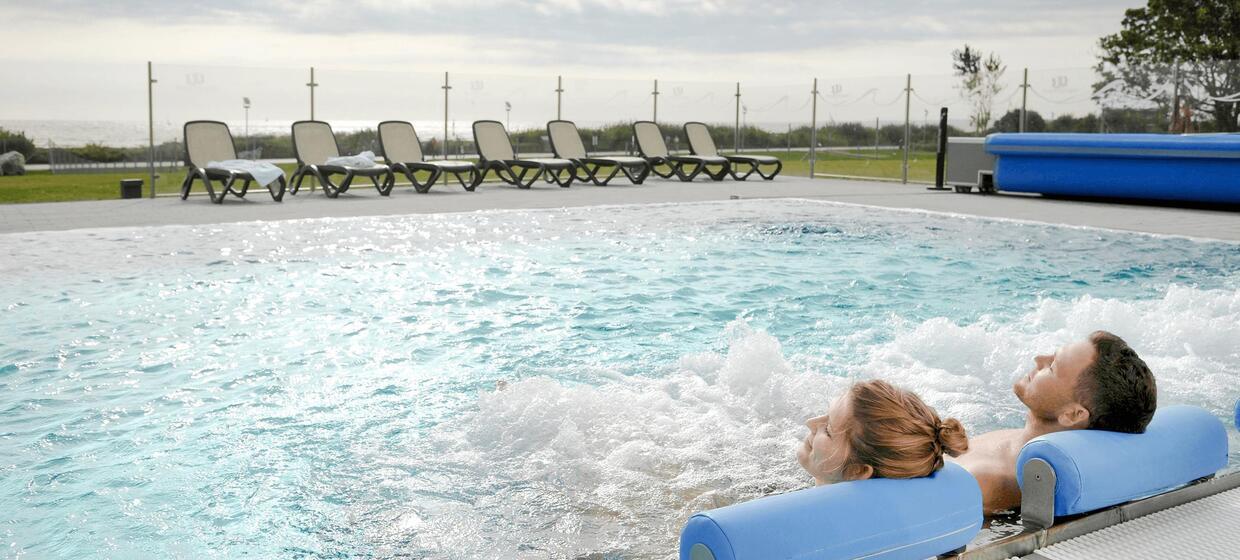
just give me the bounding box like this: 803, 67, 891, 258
953, 45, 1007, 134
1097, 0, 1240, 132
992, 109, 1047, 133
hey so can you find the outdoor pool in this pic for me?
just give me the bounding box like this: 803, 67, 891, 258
1, 199, 1238, 559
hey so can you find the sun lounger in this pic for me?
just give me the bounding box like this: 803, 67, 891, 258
289, 120, 395, 198
378, 121, 480, 193
684, 121, 782, 180
181, 120, 286, 203
632, 121, 729, 181
473, 120, 575, 188
546, 120, 650, 186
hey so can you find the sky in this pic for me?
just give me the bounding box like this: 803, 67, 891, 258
3, 0, 1146, 143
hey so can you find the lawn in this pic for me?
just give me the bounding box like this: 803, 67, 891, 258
0, 150, 937, 204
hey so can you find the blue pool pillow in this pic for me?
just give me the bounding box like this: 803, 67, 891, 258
1016, 405, 1227, 517
678, 463, 981, 560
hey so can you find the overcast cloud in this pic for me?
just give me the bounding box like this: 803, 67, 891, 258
12, 0, 1140, 75
3, 0, 1142, 138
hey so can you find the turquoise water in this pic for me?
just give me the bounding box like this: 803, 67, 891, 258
1, 199, 1238, 559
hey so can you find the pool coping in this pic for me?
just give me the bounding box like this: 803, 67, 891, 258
2, 177, 1239, 242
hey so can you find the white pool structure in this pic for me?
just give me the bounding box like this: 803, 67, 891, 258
1, 199, 1238, 558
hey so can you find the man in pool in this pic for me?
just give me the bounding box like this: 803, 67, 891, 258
953, 330, 1157, 513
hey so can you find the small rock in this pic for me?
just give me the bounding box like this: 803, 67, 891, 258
0, 151, 25, 176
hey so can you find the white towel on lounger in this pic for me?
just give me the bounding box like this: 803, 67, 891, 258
206, 159, 285, 187
324, 151, 382, 168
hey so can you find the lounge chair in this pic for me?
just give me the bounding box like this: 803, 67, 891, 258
378, 120, 481, 192
473, 120, 575, 188
684, 121, 782, 180
632, 121, 729, 181
547, 120, 650, 186
289, 120, 395, 198
181, 120, 286, 203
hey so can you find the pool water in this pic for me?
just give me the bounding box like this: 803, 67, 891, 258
1, 199, 1238, 559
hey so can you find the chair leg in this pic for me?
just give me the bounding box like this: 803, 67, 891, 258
451, 168, 480, 191
545, 166, 574, 188
757, 161, 783, 180
269, 176, 286, 201
289, 168, 303, 195
674, 160, 704, 182
729, 161, 756, 181
650, 158, 677, 179
201, 175, 223, 204
181, 171, 195, 200
315, 169, 341, 198
595, 163, 624, 185
573, 162, 597, 183
622, 163, 651, 185
371, 171, 394, 196
703, 162, 730, 181
507, 164, 540, 189
414, 168, 442, 193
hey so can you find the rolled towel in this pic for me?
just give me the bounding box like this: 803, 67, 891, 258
205, 159, 285, 187
324, 150, 382, 168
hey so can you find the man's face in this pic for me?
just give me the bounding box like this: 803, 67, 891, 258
1014, 339, 1097, 428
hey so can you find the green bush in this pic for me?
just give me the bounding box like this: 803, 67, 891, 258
71, 143, 127, 163
0, 127, 36, 159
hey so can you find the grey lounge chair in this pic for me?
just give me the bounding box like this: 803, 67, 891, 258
378, 121, 481, 193
181, 120, 286, 203
473, 120, 575, 188
632, 121, 729, 181
289, 120, 395, 198
547, 120, 650, 186
685, 122, 782, 180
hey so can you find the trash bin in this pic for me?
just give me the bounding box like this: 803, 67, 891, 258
120, 179, 143, 199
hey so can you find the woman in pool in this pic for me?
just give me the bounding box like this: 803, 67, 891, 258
797, 380, 968, 483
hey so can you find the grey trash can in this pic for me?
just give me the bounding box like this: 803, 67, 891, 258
120, 179, 143, 199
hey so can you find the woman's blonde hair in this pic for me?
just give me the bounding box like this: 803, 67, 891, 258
839, 380, 968, 479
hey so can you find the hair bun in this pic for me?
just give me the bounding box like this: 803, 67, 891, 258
936, 418, 969, 457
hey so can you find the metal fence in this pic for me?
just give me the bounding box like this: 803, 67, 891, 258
2, 60, 1237, 195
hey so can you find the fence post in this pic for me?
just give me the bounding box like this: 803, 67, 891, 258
1020, 68, 1029, 132
307, 67, 318, 120
556, 75, 564, 120
902, 73, 911, 184
1170, 62, 1181, 130
652, 79, 659, 122
930, 107, 950, 191
147, 61, 157, 198
734, 82, 741, 152
442, 71, 451, 159
810, 78, 818, 178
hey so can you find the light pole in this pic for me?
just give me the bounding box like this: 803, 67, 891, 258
243, 97, 251, 154
505, 101, 512, 131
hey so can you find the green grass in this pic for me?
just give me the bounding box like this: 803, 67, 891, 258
0, 150, 938, 204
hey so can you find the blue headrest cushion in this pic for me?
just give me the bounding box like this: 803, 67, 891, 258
679, 463, 981, 560
1016, 405, 1227, 517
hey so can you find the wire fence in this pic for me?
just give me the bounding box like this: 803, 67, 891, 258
2, 60, 1237, 194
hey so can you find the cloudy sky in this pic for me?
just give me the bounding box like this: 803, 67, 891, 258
10, 0, 1142, 78
3, 0, 1144, 142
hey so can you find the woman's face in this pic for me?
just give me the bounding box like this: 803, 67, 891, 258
796, 393, 855, 485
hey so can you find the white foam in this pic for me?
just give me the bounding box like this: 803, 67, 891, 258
416, 282, 1240, 557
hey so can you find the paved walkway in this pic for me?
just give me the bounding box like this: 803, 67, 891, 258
3, 177, 1240, 241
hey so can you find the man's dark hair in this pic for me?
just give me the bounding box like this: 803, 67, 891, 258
1076, 331, 1157, 433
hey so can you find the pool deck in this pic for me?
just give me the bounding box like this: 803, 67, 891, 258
3, 176, 1240, 241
